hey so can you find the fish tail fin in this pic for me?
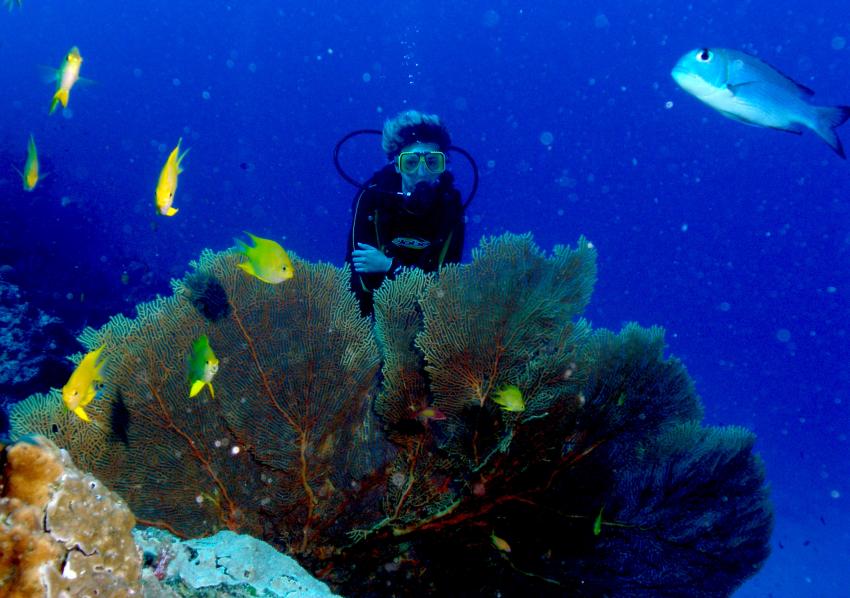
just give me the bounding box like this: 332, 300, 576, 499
811, 105, 850, 159
50, 88, 69, 114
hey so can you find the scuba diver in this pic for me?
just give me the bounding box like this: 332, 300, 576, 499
336, 110, 477, 316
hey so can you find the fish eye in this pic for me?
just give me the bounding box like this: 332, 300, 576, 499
696, 48, 712, 63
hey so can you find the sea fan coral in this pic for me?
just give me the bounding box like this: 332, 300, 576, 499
9, 234, 772, 596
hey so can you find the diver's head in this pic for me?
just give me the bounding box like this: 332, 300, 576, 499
382, 110, 451, 194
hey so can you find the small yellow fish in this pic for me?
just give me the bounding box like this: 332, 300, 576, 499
235, 232, 295, 284
188, 335, 219, 398
14, 134, 40, 191
61, 346, 105, 422
593, 506, 604, 536
416, 406, 447, 422
490, 531, 512, 553
491, 384, 525, 412
49, 46, 83, 115
155, 139, 188, 216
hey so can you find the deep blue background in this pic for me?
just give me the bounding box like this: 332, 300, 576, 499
1, 2, 848, 595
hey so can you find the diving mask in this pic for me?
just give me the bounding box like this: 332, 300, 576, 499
397, 150, 446, 174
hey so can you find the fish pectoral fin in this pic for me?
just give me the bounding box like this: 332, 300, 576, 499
190, 380, 206, 398
38, 65, 59, 84
725, 81, 758, 95
73, 406, 91, 422
208, 382, 215, 399
177, 148, 190, 172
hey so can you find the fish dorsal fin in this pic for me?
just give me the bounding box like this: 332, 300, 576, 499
727, 52, 815, 97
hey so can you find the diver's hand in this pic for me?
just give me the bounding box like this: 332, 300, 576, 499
352, 243, 393, 274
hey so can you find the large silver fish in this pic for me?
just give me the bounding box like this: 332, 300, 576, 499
672, 47, 850, 158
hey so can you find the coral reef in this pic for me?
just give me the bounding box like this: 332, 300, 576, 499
0, 272, 72, 412
8, 234, 773, 596
0, 435, 141, 596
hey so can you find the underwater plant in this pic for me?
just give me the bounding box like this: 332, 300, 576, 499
9, 233, 772, 596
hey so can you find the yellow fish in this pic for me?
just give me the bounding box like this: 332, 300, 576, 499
155, 138, 189, 216
593, 506, 605, 536
14, 134, 40, 191
49, 46, 83, 115
491, 384, 525, 412
490, 531, 512, 553
235, 232, 295, 284
61, 346, 105, 423
188, 335, 219, 398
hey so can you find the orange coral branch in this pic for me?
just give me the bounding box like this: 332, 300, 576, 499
392, 494, 537, 537
391, 439, 422, 521
230, 305, 296, 429
231, 299, 319, 551
145, 380, 239, 531
135, 517, 189, 539
298, 429, 319, 554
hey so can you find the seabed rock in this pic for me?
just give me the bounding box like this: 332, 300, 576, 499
134, 527, 339, 598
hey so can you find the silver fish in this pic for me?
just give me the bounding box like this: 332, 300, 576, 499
672, 47, 850, 158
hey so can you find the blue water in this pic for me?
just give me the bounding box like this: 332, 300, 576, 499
1, 2, 848, 595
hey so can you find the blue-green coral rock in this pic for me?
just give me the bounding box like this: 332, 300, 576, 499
134, 528, 338, 597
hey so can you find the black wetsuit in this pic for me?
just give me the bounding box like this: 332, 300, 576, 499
345, 164, 465, 316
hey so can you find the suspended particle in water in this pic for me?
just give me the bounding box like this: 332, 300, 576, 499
482, 9, 500, 27
539, 131, 555, 146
